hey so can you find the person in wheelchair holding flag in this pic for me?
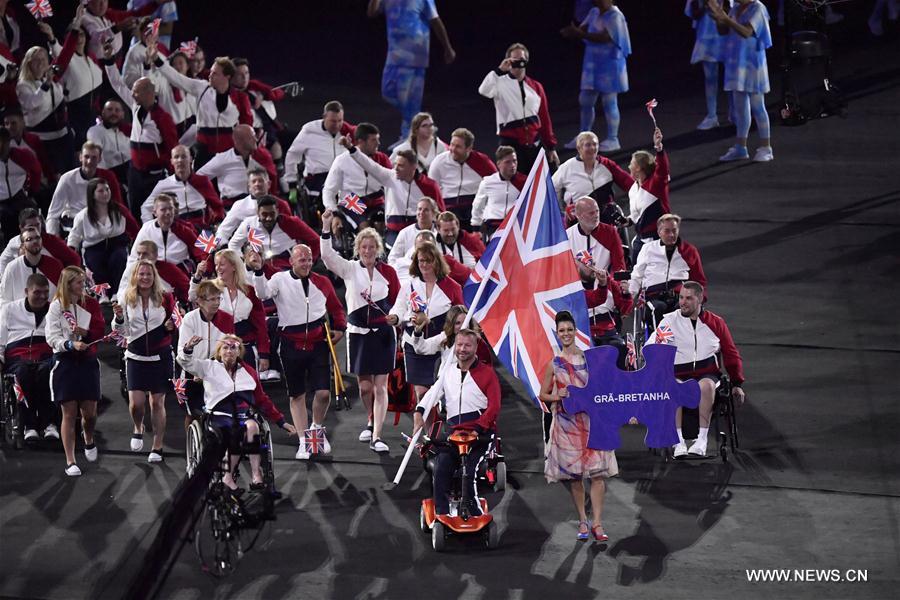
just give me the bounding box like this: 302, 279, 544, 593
648, 281, 745, 457
412, 328, 500, 517
0, 274, 57, 442
177, 334, 296, 492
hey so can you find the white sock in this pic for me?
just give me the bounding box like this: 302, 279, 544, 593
676, 428, 685, 444
697, 427, 709, 443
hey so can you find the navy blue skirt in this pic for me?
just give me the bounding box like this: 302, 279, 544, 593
348, 327, 396, 376
50, 352, 101, 403
126, 349, 174, 393
403, 343, 439, 386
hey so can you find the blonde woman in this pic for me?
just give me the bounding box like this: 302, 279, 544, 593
178, 334, 296, 491
113, 260, 177, 463
320, 220, 399, 452
191, 250, 270, 373
46, 266, 105, 476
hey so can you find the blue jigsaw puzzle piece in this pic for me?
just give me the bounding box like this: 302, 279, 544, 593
562, 344, 700, 450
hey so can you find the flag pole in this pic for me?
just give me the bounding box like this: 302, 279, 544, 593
387, 149, 548, 488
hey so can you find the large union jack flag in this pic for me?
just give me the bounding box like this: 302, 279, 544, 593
463, 150, 591, 409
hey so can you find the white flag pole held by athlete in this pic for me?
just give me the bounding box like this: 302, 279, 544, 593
389, 148, 550, 487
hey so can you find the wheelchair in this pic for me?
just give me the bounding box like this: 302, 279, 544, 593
185, 410, 278, 577
418, 429, 500, 551
1, 373, 23, 450
667, 370, 741, 464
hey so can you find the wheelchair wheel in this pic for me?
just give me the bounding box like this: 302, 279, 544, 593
1, 377, 23, 450
119, 352, 128, 400
258, 419, 276, 491
432, 521, 446, 552
186, 420, 204, 477
194, 488, 243, 578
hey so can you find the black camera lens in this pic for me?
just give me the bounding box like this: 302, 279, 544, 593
510, 59, 528, 69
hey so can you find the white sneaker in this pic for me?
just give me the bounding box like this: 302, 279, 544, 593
696, 115, 719, 130
43, 424, 60, 439
672, 441, 688, 458
260, 369, 281, 381
688, 438, 708, 457
370, 438, 389, 453
753, 146, 774, 162
148, 450, 164, 463
719, 145, 749, 162
312, 424, 332, 455
130, 434, 143, 452
598, 138, 621, 153
295, 446, 310, 460
84, 444, 98, 462
358, 427, 373, 443
24, 428, 39, 441
65, 464, 82, 477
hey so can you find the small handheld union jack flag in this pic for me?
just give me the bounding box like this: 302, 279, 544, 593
178, 38, 198, 57
171, 309, 183, 328
575, 250, 594, 268
625, 334, 637, 369
339, 194, 366, 216
26, 0, 53, 19
90, 282, 111, 299
654, 324, 674, 345
62, 310, 77, 332
304, 427, 326, 455
246, 225, 267, 253
104, 329, 128, 348
13, 377, 27, 406
645, 98, 659, 127
409, 290, 427, 313
194, 230, 218, 255
171, 378, 188, 403
146, 18, 161, 38
360, 289, 387, 314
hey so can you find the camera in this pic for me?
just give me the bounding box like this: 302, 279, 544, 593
510, 59, 528, 69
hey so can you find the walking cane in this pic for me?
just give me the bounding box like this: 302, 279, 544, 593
324, 320, 350, 410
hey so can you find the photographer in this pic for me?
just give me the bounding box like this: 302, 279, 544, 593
478, 43, 558, 172
629, 214, 707, 329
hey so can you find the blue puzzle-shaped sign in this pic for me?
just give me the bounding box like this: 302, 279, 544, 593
562, 345, 700, 450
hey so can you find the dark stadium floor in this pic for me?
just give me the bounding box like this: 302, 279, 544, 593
1, 3, 899, 599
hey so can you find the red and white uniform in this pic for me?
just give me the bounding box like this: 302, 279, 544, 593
552, 156, 615, 210
105, 62, 178, 173
386, 222, 436, 282
0, 147, 41, 200
0, 232, 81, 274
9, 132, 53, 183
242, 79, 285, 131
629, 238, 707, 297
188, 281, 271, 360
82, 2, 158, 58
584, 280, 633, 337
87, 121, 132, 170
49, 41, 103, 104
284, 119, 355, 188
128, 218, 202, 266
390, 276, 464, 350
216, 194, 293, 242
472, 171, 526, 227
196, 146, 277, 200
116, 259, 189, 305
566, 222, 627, 274
0, 298, 51, 364
320, 236, 399, 335
15, 33, 76, 140
227, 215, 320, 275
155, 59, 253, 154
345, 149, 444, 232
45, 296, 105, 358
45, 167, 137, 237
321, 149, 393, 211
427, 150, 497, 212
67, 207, 129, 250
251, 270, 347, 351
478, 70, 557, 150
112, 292, 177, 361
140, 172, 224, 227
601, 151, 671, 241
648, 308, 745, 384
123, 41, 187, 125
436, 231, 484, 269
418, 359, 500, 432
176, 308, 235, 362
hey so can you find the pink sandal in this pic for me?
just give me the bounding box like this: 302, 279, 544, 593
591, 525, 609, 542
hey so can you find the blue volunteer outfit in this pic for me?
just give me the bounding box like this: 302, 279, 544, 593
686, 0, 726, 64
723, 0, 772, 94
381, 0, 438, 138
580, 5, 631, 93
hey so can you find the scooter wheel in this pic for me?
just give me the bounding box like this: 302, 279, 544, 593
419, 505, 430, 533
485, 521, 500, 549
432, 521, 446, 552
494, 462, 507, 492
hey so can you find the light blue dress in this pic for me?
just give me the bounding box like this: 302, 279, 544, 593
384, 0, 438, 69
723, 0, 773, 94
579, 6, 631, 93
685, 0, 726, 64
